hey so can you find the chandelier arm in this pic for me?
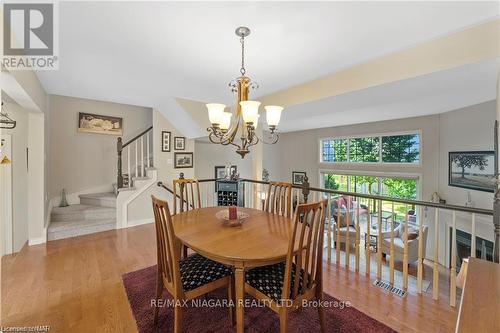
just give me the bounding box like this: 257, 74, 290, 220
253, 131, 279, 145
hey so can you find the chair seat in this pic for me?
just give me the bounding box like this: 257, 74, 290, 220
245, 262, 308, 302
179, 253, 232, 292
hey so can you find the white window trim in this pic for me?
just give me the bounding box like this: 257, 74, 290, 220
319, 130, 422, 167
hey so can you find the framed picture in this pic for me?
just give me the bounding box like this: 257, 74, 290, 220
161, 131, 171, 152
292, 171, 307, 185
174, 136, 185, 150
449, 151, 495, 193
214, 165, 237, 179
174, 152, 193, 168
78, 112, 123, 136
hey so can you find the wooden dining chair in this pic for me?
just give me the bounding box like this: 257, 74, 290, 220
151, 196, 234, 333
264, 181, 293, 218
173, 178, 201, 215
245, 199, 327, 333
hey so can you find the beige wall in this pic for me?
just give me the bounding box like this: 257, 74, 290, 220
263, 115, 440, 201
194, 140, 253, 180
126, 109, 196, 223
2, 102, 29, 252
48, 95, 152, 200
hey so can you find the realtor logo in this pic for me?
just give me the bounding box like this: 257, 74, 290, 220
2, 2, 58, 70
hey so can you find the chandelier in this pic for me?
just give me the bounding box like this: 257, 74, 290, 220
206, 27, 283, 158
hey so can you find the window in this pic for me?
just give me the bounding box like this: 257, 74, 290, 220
320, 132, 420, 164
349, 137, 379, 162
321, 171, 418, 222
382, 134, 419, 163
322, 139, 347, 162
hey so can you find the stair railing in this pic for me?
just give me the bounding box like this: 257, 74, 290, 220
117, 126, 153, 189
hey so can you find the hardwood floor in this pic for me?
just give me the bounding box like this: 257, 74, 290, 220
1, 224, 457, 332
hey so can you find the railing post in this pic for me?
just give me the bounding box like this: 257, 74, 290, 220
302, 175, 310, 203
493, 189, 500, 263
179, 172, 185, 213
117, 137, 123, 189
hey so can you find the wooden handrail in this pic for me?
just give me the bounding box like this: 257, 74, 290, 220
157, 181, 194, 210
122, 126, 153, 149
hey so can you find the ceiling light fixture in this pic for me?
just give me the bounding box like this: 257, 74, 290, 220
206, 27, 282, 158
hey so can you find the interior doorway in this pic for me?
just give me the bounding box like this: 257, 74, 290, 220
1, 133, 13, 255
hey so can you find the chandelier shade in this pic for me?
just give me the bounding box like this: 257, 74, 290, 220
240, 100, 261, 124
206, 103, 226, 125
206, 27, 282, 158
265, 105, 283, 128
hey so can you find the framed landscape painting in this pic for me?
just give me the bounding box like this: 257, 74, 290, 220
174, 152, 193, 168
78, 112, 123, 136
449, 151, 495, 193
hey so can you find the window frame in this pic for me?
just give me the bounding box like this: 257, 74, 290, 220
319, 130, 422, 166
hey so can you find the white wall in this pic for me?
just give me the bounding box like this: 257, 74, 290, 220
1, 102, 29, 252
48, 95, 152, 200
194, 139, 253, 180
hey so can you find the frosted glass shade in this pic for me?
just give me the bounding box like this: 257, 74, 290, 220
206, 103, 226, 125
265, 105, 283, 127
253, 114, 260, 129
240, 101, 261, 124
220, 112, 232, 130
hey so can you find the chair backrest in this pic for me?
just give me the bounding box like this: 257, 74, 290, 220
173, 178, 201, 215
151, 195, 182, 296
264, 181, 293, 218
282, 199, 327, 302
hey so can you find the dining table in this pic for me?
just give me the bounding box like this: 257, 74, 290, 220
171, 206, 297, 333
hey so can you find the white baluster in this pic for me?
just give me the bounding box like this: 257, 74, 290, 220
471, 213, 476, 258
147, 131, 150, 168
127, 146, 131, 188
450, 211, 457, 307
135, 140, 138, 179
140, 136, 144, 177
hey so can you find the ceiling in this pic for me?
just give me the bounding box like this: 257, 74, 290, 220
36, 1, 499, 137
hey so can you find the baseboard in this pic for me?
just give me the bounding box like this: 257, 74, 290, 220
127, 218, 154, 228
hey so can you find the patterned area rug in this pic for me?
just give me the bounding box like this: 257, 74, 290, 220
123, 265, 396, 333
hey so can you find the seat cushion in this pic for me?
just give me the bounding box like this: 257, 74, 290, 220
245, 262, 309, 302
179, 253, 232, 292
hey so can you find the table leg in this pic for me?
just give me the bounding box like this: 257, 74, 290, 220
235, 267, 245, 333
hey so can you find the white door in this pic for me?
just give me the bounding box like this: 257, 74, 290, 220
0, 134, 13, 256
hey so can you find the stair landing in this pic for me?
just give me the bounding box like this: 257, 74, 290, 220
48, 195, 117, 241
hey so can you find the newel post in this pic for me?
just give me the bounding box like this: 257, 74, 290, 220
302, 175, 310, 203
117, 137, 123, 189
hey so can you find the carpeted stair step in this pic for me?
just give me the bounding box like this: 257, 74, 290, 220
51, 204, 116, 222
48, 217, 116, 241
79, 192, 117, 208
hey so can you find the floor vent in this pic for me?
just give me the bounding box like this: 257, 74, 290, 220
373, 279, 408, 298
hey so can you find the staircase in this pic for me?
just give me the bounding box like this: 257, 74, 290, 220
48, 193, 117, 241
48, 126, 155, 241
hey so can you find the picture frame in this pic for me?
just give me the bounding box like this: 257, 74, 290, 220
214, 165, 237, 179
448, 151, 495, 193
174, 136, 185, 150
161, 131, 171, 152
174, 152, 193, 168
292, 171, 307, 185
78, 112, 123, 136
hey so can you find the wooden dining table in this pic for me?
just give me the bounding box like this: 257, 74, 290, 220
171, 206, 297, 333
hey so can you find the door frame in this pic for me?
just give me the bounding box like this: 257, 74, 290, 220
1, 133, 13, 255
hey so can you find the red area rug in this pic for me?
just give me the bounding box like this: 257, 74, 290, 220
123, 265, 396, 333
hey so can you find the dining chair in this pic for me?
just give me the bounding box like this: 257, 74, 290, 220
264, 181, 293, 218
173, 178, 201, 215
245, 199, 328, 333
151, 196, 234, 333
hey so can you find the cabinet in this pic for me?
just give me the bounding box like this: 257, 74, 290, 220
216, 180, 245, 207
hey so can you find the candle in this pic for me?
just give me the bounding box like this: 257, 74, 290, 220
228, 206, 237, 220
